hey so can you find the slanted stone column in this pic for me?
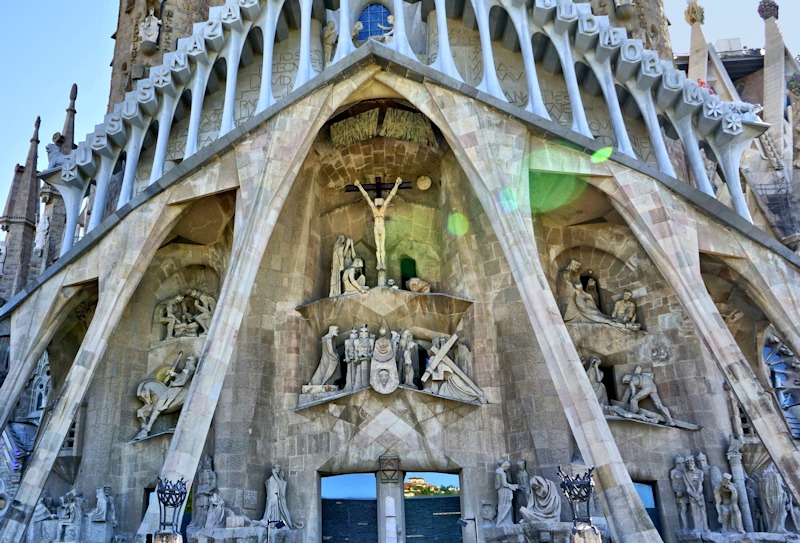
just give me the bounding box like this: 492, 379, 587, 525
762, 16, 786, 158
378, 77, 662, 542
596, 162, 800, 504
136, 84, 343, 537
0, 193, 187, 543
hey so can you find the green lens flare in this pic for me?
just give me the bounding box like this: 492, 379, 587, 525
447, 213, 469, 236
591, 146, 613, 164
530, 172, 587, 213
497, 188, 518, 213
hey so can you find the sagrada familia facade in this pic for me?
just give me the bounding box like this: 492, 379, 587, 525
1, 0, 800, 541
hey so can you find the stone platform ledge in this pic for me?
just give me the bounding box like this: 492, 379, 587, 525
125, 428, 175, 444
675, 531, 800, 542
296, 288, 473, 338
483, 521, 607, 543
605, 415, 699, 431
565, 323, 648, 357
295, 383, 484, 410
189, 524, 267, 543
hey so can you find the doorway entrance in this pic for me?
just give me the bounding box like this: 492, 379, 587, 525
321, 473, 378, 542
403, 472, 463, 542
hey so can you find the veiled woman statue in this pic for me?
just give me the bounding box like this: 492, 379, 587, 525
495, 460, 519, 527
307, 326, 341, 387
584, 356, 608, 406
519, 476, 561, 523
329, 236, 355, 297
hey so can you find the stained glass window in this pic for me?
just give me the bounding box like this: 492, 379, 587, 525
357, 4, 391, 42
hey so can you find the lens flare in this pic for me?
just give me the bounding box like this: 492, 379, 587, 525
529, 172, 587, 214
591, 146, 613, 164
497, 188, 518, 213
447, 213, 469, 236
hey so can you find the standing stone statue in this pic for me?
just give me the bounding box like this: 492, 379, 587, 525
344, 328, 358, 391
329, 235, 355, 297
263, 464, 303, 529
307, 325, 341, 387
611, 290, 637, 325
556, 260, 582, 315
355, 324, 374, 389
619, 366, 675, 426
495, 460, 519, 527
584, 356, 608, 406
715, 473, 745, 533
139, 7, 162, 43
369, 325, 399, 394
684, 456, 708, 533
670, 456, 689, 531
323, 21, 337, 68
519, 476, 561, 523
747, 473, 764, 532
760, 464, 788, 533
353, 178, 402, 272
400, 330, 416, 386
190, 454, 217, 529
514, 460, 530, 519
696, 453, 722, 530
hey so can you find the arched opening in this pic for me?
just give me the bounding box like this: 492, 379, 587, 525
400, 256, 417, 288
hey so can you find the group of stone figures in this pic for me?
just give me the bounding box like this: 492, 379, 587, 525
582, 355, 697, 429
157, 289, 216, 341
26, 487, 116, 543
484, 459, 562, 528
670, 450, 800, 536
557, 260, 641, 331
188, 455, 302, 542
322, 17, 396, 68
135, 351, 198, 440
304, 324, 486, 403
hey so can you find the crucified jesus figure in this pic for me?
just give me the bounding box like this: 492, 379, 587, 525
354, 177, 402, 271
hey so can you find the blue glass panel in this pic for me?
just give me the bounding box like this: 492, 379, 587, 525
357, 4, 391, 42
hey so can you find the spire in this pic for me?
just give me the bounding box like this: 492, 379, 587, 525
59, 84, 78, 155
1, 117, 40, 231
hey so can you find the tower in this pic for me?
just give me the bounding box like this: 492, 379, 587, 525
0, 118, 41, 302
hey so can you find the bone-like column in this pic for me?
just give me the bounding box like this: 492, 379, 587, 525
148, 93, 178, 184
388, 0, 416, 60
49, 159, 90, 256
513, 10, 547, 117
219, 9, 246, 137
87, 156, 114, 231
428, 1, 464, 83
583, 24, 635, 158
293, 0, 316, 90
472, 0, 505, 101
256, 0, 285, 112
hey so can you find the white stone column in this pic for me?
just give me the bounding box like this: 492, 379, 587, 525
472, 0, 505, 101
148, 93, 178, 184
388, 0, 416, 60
428, 4, 463, 83
513, 5, 548, 119
726, 451, 754, 532
256, 0, 285, 112
583, 25, 635, 158
50, 159, 89, 255
332, 0, 354, 63
293, 0, 316, 90
87, 156, 114, 231
219, 7, 246, 137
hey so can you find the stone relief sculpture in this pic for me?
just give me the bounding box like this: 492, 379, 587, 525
422, 335, 487, 403
715, 473, 745, 533
350, 21, 363, 45
556, 260, 582, 314
405, 277, 431, 293
45, 133, 68, 170
563, 281, 640, 331
36, 488, 120, 543
519, 476, 561, 523
323, 21, 337, 68
263, 464, 303, 530
190, 454, 218, 530
306, 326, 341, 390
355, 324, 375, 389
760, 464, 788, 533
696, 452, 722, 531
671, 456, 689, 532
611, 290, 637, 326
481, 501, 497, 528
204, 490, 227, 529
329, 235, 356, 297
514, 460, 530, 518
27, 498, 52, 543
139, 7, 162, 43
375, 15, 395, 43
612, 366, 675, 426
369, 325, 400, 394
684, 456, 708, 533
157, 290, 217, 340
135, 351, 198, 440
495, 460, 518, 527
746, 473, 764, 532
342, 258, 369, 294
399, 329, 416, 386
354, 178, 402, 272
86, 487, 116, 526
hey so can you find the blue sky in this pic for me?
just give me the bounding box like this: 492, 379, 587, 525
0, 1, 797, 218
321, 472, 460, 499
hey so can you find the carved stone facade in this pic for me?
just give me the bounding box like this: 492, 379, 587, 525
3, 1, 800, 543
